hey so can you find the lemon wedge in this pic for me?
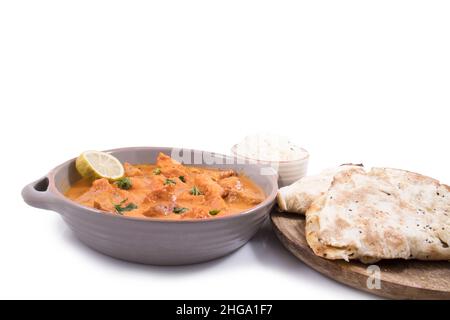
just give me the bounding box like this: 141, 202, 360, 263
75, 150, 125, 180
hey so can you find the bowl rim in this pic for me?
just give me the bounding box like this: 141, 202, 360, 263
230, 144, 310, 164
47, 146, 279, 224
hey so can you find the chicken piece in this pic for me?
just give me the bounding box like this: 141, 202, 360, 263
227, 189, 265, 205
76, 178, 120, 212
218, 176, 243, 195
124, 169, 174, 202
220, 177, 265, 205
76, 178, 114, 203
194, 174, 225, 198
75, 178, 146, 213
124, 163, 143, 177
206, 169, 237, 181
140, 203, 172, 218
145, 184, 176, 202
194, 174, 227, 209
156, 153, 189, 178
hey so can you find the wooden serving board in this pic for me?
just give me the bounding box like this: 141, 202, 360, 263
271, 210, 450, 300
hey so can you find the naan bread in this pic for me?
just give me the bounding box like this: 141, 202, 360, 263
306, 167, 450, 263
277, 165, 364, 214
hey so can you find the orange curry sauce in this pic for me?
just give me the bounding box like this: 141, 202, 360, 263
65, 153, 266, 219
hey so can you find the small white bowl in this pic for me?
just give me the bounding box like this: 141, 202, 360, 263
230, 144, 309, 187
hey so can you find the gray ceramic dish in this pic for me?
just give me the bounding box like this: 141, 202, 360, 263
22, 147, 278, 265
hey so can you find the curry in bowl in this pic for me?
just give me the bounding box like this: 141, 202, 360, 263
66, 153, 266, 219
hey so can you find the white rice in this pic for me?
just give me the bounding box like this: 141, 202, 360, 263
233, 134, 308, 162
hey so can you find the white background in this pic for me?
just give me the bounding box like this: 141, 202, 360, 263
1, 1, 449, 300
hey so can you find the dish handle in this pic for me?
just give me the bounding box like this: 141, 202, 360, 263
22, 176, 58, 211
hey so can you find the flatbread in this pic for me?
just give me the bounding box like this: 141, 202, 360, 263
306, 167, 450, 263
277, 165, 364, 214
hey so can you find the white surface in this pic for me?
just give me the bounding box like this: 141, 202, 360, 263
1, 1, 449, 300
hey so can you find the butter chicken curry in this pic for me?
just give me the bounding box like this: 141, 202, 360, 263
66, 153, 266, 219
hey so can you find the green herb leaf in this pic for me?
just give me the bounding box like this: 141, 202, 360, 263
153, 168, 161, 175
164, 178, 176, 185
173, 207, 188, 214
179, 176, 186, 183
189, 186, 202, 196
114, 198, 138, 215
115, 177, 132, 190
121, 203, 138, 212
209, 209, 221, 216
